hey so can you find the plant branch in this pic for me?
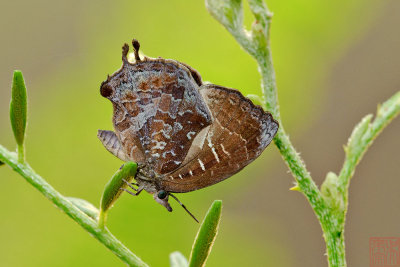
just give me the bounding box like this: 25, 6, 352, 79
206, 0, 329, 232
206, 1, 400, 266
244, 3, 345, 265
0, 144, 148, 267
206, 0, 346, 266
338, 92, 400, 213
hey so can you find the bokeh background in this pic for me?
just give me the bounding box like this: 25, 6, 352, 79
0, 0, 399, 266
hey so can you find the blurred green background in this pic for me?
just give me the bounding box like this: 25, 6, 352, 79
1, 0, 399, 266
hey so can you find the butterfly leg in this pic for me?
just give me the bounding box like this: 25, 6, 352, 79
122, 178, 138, 191
121, 179, 144, 196
121, 188, 143, 196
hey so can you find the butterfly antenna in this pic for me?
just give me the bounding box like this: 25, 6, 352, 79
169, 193, 199, 223
132, 39, 141, 62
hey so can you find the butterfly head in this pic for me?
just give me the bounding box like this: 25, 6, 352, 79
153, 190, 172, 212
152, 189, 199, 223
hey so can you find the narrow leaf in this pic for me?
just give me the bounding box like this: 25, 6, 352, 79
248, 0, 272, 46
338, 91, 400, 191
346, 114, 373, 158
189, 200, 222, 267
68, 197, 100, 221
206, 0, 257, 57
170, 251, 189, 267
368, 91, 400, 141
247, 0, 272, 26
99, 162, 137, 228
10, 70, 28, 162
205, 0, 243, 34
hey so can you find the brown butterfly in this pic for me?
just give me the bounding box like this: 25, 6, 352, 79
98, 39, 279, 222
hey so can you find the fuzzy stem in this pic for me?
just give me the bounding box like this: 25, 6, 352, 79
206, 0, 346, 265
257, 39, 346, 267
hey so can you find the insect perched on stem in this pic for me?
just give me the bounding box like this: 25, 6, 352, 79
98, 39, 278, 222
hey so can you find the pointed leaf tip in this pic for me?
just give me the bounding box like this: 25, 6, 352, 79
346, 114, 372, 155
289, 185, 301, 191
10, 70, 28, 162
189, 200, 222, 267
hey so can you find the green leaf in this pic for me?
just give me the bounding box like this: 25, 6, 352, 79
67, 197, 100, 221
0, 161, 4, 167
189, 200, 222, 267
205, 0, 243, 34
345, 114, 373, 158
338, 91, 400, 192
170, 251, 188, 267
247, 0, 271, 48
99, 162, 138, 228
10, 70, 28, 163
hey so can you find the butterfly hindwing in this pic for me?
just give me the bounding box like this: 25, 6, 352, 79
160, 84, 279, 193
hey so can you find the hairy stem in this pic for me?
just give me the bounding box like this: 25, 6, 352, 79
256, 34, 345, 267
0, 144, 148, 267
206, 0, 345, 265
338, 91, 400, 228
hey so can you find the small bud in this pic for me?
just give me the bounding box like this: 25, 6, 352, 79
10, 70, 28, 162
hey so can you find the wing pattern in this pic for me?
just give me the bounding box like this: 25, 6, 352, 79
160, 84, 279, 193
107, 59, 212, 173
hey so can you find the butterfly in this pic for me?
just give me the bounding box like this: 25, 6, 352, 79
98, 39, 279, 222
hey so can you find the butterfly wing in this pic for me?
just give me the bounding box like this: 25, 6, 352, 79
106, 59, 212, 172
160, 84, 279, 193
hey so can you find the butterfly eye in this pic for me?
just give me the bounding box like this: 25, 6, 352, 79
158, 190, 167, 199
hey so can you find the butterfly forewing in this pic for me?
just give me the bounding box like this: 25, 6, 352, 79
110, 60, 212, 173
160, 84, 279, 193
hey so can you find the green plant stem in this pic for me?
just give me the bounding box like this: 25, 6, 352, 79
337, 92, 400, 227
207, 1, 400, 266
0, 144, 148, 267
206, 0, 346, 265
256, 40, 346, 267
